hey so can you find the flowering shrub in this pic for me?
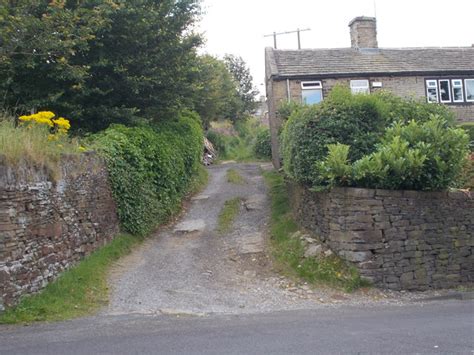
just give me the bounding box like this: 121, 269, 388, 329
19, 111, 71, 140
1, 111, 79, 169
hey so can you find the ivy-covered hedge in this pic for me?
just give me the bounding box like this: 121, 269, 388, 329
281, 87, 468, 190
92, 111, 203, 236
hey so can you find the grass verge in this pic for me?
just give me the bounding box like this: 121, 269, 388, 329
263, 170, 370, 292
217, 197, 242, 235
226, 168, 245, 184
0, 234, 143, 324
188, 165, 210, 194
0, 119, 80, 167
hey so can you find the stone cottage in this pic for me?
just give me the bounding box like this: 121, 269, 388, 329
265, 16, 474, 168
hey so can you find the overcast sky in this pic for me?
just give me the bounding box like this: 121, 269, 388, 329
198, 0, 474, 95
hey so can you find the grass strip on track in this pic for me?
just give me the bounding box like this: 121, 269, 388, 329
217, 197, 242, 235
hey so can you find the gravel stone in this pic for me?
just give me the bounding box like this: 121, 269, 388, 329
304, 244, 323, 258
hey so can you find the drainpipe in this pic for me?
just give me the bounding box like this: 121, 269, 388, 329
286, 79, 291, 101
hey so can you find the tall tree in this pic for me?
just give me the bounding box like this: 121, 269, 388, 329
191, 55, 241, 129
223, 54, 258, 116
0, 0, 202, 132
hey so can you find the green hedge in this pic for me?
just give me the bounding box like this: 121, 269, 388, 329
92, 111, 203, 236
253, 128, 272, 159
458, 122, 474, 150
318, 116, 469, 190
281, 87, 465, 190
281, 87, 387, 185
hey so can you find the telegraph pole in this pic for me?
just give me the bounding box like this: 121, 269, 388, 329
264, 28, 311, 49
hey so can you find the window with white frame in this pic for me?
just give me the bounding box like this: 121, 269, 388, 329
426, 80, 439, 103
452, 79, 464, 102
426, 78, 474, 104
350, 80, 370, 94
301, 81, 323, 105
439, 80, 451, 103
466, 79, 474, 102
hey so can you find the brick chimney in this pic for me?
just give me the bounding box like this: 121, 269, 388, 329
349, 16, 378, 49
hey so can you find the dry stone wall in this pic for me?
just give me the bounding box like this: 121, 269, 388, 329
288, 182, 474, 290
0, 153, 119, 311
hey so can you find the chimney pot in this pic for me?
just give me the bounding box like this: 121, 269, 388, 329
349, 16, 378, 49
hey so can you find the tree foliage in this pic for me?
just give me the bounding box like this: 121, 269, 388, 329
0, 0, 202, 132
191, 55, 241, 129
224, 54, 258, 119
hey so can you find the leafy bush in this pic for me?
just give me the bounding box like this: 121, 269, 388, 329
458, 153, 474, 190
375, 91, 456, 125
92, 111, 203, 236
352, 136, 427, 190
281, 86, 387, 185
277, 101, 305, 122
316, 144, 352, 186
281, 87, 460, 187
254, 128, 272, 159
318, 116, 469, 190
206, 130, 228, 156
458, 122, 474, 150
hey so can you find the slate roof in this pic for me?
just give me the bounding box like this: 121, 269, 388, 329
266, 47, 474, 79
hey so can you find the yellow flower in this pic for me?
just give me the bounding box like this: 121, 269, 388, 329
78, 146, 87, 152
18, 111, 73, 142
34, 116, 54, 127
37, 111, 55, 120
19, 111, 55, 127
53, 117, 71, 130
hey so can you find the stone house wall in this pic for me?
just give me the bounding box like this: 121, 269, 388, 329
288, 183, 474, 290
0, 153, 119, 310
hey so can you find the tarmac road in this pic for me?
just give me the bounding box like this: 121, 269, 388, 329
0, 300, 472, 354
